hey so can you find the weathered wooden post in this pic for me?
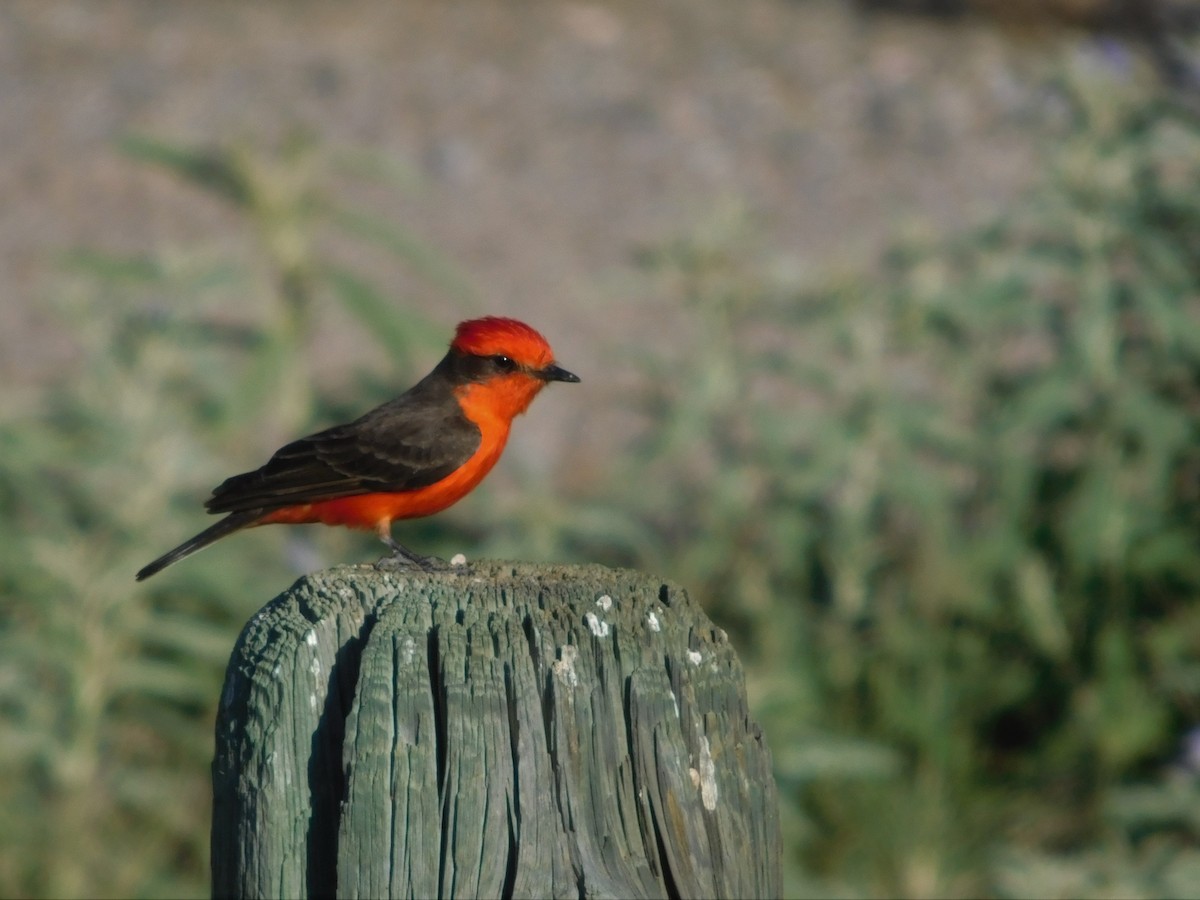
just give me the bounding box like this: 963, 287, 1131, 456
211, 561, 780, 899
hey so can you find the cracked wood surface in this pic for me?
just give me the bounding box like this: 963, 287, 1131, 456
210, 562, 780, 899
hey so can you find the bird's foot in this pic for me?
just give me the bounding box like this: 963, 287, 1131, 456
374, 537, 465, 573
375, 550, 447, 573
373, 526, 478, 574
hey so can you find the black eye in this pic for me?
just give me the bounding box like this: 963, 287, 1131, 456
491, 354, 517, 372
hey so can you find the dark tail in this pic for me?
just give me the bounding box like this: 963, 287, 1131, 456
136, 510, 262, 581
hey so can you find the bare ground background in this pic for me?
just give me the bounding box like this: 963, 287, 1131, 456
2, 0, 1052, 383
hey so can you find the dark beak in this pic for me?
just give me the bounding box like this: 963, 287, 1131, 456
540, 364, 580, 383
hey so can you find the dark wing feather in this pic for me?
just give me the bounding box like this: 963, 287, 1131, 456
205, 372, 481, 514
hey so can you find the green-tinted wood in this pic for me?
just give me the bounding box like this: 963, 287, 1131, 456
211, 562, 780, 899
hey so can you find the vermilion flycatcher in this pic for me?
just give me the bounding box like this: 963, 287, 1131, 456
136, 316, 579, 580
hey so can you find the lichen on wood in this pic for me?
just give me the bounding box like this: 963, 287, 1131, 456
211, 561, 780, 900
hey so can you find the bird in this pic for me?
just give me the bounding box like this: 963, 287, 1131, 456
136, 315, 579, 580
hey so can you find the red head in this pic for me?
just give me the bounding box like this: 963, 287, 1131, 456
448, 316, 579, 420
451, 316, 557, 369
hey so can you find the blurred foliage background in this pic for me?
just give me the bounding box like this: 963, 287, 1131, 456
3, 2, 1200, 898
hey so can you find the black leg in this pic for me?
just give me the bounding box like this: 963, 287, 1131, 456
374, 534, 451, 572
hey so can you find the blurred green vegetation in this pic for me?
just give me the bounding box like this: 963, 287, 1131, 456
0, 135, 472, 898
614, 72, 1200, 897
3, 64, 1200, 899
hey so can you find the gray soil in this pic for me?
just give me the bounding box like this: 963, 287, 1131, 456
1, 0, 1093, 468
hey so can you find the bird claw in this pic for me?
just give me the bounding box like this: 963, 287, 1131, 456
374, 548, 456, 573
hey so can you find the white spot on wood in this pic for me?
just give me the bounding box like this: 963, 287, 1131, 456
596, 594, 612, 611
309, 693, 318, 711
585, 611, 609, 638
401, 636, 415, 666
552, 645, 579, 688
687, 649, 702, 665
310, 655, 321, 677
698, 735, 719, 810
450, 553, 467, 566
304, 630, 318, 648
647, 611, 661, 632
